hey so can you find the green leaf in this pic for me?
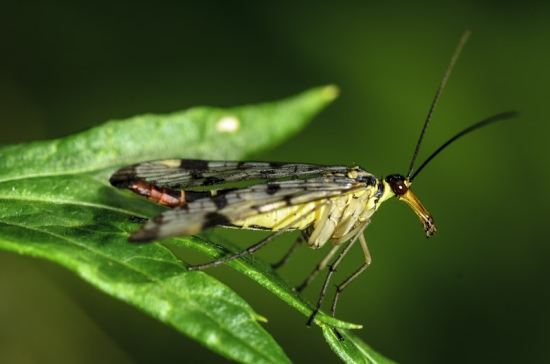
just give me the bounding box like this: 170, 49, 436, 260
0, 85, 395, 363
322, 327, 398, 364
168, 233, 363, 331
166, 233, 396, 363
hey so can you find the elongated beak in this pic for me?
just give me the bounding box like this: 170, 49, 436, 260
397, 188, 436, 237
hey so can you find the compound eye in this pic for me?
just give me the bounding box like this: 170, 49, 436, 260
386, 175, 409, 196
392, 180, 408, 195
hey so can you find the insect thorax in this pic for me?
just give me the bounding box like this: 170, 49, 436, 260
231, 171, 381, 250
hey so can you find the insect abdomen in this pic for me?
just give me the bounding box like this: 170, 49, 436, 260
127, 182, 213, 207
231, 202, 326, 231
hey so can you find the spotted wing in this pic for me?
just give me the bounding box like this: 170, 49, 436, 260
129, 176, 366, 242
110, 159, 353, 189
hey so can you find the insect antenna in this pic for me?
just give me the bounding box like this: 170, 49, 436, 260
409, 111, 518, 181
406, 30, 471, 180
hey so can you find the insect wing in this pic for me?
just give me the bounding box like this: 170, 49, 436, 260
110, 159, 353, 189
129, 176, 365, 242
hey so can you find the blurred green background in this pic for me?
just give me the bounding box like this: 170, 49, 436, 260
1, 1, 549, 363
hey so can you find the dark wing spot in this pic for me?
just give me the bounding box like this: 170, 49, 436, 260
266, 183, 281, 195
191, 171, 204, 179
204, 212, 231, 228
202, 177, 226, 186
179, 160, 210, 170
129, 215, 165, 243
185, 190, 213, 202
110, 166, 137, 187
212, 195, 229, 209
260, 169, 276, 179
110, 180, 133, 189
215, 187, 238, 195
129, 229, 160, 243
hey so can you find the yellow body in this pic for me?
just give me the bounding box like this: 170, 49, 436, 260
231, 170, 404, 249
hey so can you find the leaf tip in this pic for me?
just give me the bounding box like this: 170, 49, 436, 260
322, 85, 340, 102
255, 314, 268, 323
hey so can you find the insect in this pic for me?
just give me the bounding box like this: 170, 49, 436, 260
110, 31, 517, 335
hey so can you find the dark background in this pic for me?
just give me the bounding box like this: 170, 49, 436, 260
1, 1, 548, 363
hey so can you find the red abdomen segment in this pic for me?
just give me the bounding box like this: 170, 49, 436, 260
129, 182, 186, 207
123, 181, 220, 207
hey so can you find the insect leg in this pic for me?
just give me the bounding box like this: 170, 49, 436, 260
296, 244, 340, 292
188, 202, 328, 271
270, 231, 307, 270
306, 223, 369, 327
296, 222, 367, 292
331, 233, 372, 319
187, 228, 289, 270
